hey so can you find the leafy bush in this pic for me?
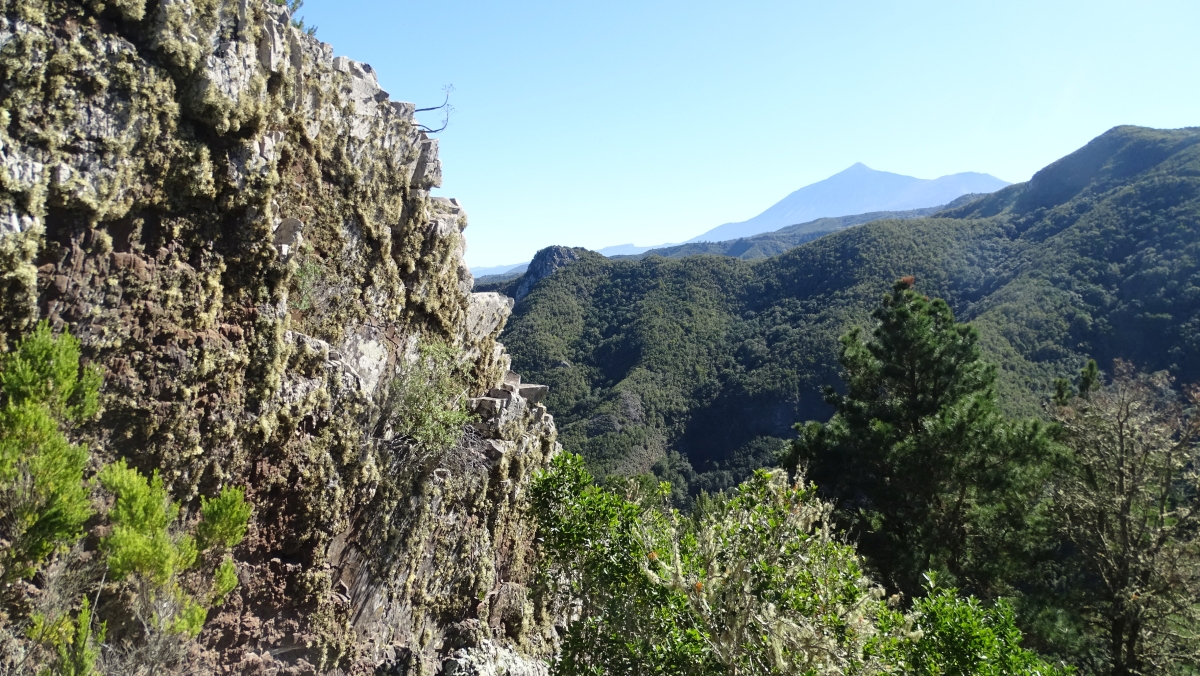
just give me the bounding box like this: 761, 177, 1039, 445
99, 461, 251, 638
27, 596, 106, 676
905, 581, 1072, 675
0, 321, 101, 421
0, 322, 99, 588
382, 340, 473, 458
532, 453, 1071, 675
100, 462, 195, 587
210, 557, 239, 607
533, 453, 909, 675
196, 487, 251, 551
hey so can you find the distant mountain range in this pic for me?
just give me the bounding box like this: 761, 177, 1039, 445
472, 243, 681, 280
471, 261, 530, 278
490, 124, 1200, 500
595, 242, 680, 257
612, 195, 988, 263
470, 164, 1008, 278
687, 164, 1009, 243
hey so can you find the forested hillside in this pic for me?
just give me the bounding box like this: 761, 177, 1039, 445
614, 202, 956, 262
498, 125, 1200, 496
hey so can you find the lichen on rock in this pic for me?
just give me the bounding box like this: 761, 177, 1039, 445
0, 0, 559, 672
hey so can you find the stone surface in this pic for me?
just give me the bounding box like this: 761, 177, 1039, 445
517, 385, 549, 405
0, 1, 562, 673
467, 293, 517, 343
441, 641, 550, 676
513, 246, 587, 302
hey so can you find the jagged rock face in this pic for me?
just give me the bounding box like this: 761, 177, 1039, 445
0, 1, 560, 673
512, 246, 586, 302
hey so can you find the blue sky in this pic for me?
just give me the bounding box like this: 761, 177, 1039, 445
300, 0, 1200, 268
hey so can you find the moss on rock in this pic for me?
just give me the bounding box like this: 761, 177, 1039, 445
0, 0, 561, 672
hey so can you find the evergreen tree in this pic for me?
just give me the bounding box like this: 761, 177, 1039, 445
783, 278, 1056, 597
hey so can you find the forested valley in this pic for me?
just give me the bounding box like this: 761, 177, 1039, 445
0, 1, 1195, 669
492, 125, 1200, 674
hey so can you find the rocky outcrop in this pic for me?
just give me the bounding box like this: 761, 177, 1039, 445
0, 0, 560, 673
512, 247, 587, 302
441, 641, 550, 676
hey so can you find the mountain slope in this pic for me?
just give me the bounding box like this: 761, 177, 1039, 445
690, 164, 1009, 243
621, 196, 986, 263
477, 198, 988, 297
497, 125, 1200, 497
472, 261, 529, 277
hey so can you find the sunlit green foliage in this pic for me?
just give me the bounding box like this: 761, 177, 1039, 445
0, 322, 246, 656
383, 340, 473, 456
0, 322, 99, 586
532, 453, 908, 675
28, 596, 106, 676
532, 453, 1068, 675
0, 321, 101, 422
99, 461, 195, 586
197, 487, 251, 551
98, 461, 251, 638
784, 279, 1058, 598
905, 581, 1072, 676
211, 557, 239, 606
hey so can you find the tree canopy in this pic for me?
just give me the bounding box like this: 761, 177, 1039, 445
784, 279, 1057, 598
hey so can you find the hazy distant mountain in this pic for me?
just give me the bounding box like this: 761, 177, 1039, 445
472, 166, 1004, 277
596, 242, 679, 256
688, 164, 1009, 243
473, 244, 678, 280
471, 262, 528, 278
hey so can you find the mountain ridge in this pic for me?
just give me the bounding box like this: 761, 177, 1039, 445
688, 164, 1009, 243
469, 165, 1006, 277
477, 196, 989, 291
494, 125, 1200, 501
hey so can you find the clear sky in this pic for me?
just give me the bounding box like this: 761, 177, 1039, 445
299, 0, 1200, 268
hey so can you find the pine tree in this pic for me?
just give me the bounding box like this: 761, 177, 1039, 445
783, 278, 1056, 597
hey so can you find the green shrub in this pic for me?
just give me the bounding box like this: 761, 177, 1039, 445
210, 557, 239, 606
905, 580, 1072, 675
196, 487, 251, 551
532, 453, 909, 675
98, 461, 251, 638
0, 322, 99, 587
532, 453, 1071, 675
99, 461, 194, 587
0, 321, 101, 422
383, 340, 473, 458
28, 596, 106, 676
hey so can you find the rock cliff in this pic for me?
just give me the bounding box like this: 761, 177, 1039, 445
511, 247, 586, 303
0, 0, 560, 673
